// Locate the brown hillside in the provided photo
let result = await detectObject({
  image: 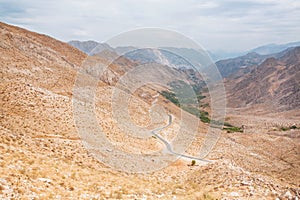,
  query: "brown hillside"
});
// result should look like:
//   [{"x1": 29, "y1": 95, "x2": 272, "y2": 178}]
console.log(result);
[
  {"x1": 226, "y1": 47, "x2": 300, "y2": 112},
  {"x1": 0, "y1": 22, "x2": 299, "y2": 199}
]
